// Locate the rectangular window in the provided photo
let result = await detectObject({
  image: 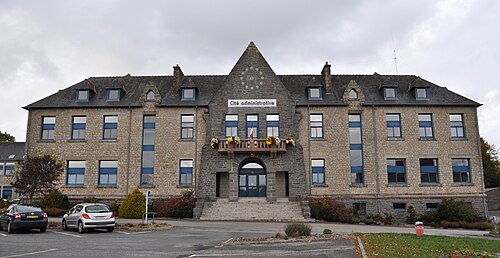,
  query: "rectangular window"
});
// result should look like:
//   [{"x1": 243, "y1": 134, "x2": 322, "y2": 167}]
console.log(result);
[
  {"x1": 266, "y1": 114, "x2": 279, "y2": 137},
  {"x1": 452, "y1": 158, "x2": 471, "y2": 183},
  {"x1": 41, "y1": 116, "x2": 56, "y2": 140},
  {"x1": 416, "y1": 88, "x2": 428, "y2": 100},
  {"x1": 349, "y1": 114, "x2": 364, "y2": 184},
  {"x1": 353, "y1": 203, "x2": 367, "y2": 217},
  {"x1": 310, "y1": 114, "x2": 323, "y2": 139},
  {"x1": 107, "y1": 89, "x2": 120, "y2": 101},
  {"x1": 1, "y1": 186, "x2": 12, "y2": 201},
  {"x1": 308, "y1": 87, "x2": 322, "y2": 100},
  {"x1": 71, "y1": 116, "x2": 86, "y2": 140},
  {"x1": 4, "y1": 163, "x2": 14, "y2": 176},
  {"x1": 179, "y1": 160, "x2": 193, "y2": 186},
  {"x1": 393, "y1": 203, "x2": 407, "y2": 211},
  {"x1": 418, "y1": 114, "x2": 433, "y2": 138},
  {"x1": 182, "y1": 88, "x2": 195, "y2": 100},
  {"x1": 387, "y1": 158, "x2": 406, "y2": 184},
  {"x1": 99, "y1": 160, "x2": 118, "y2": 185},
  {"x1": 181, "y1": 115, "x2": 194, "y2": 139},
  {"x1": 76, "y1": 90, "x2": 89, "y2": 101},
  {"x1": 103, "y1": 115, "x2": 118, "y2": 140},
  {"x1": 311, "y1": 159, "x2": 325, "y2": 185},
  {"x1": 386, "y1": 114, "x2": 402, "y2": 138},
  {"x1": 426, "y1": 203, "x2": 439, "y2": 211},
  {"x1": 141, "y1": 115, "x2": 156, "y2": 185},
  {"x1": 67, "y1": 161, "x2": 85, "y2": 186},
  {"x1": 420, "y1": 158, "x2": 439, "y2": 184},
  {"x1": 384, "y1": 88, "x2": 398, "y2": 99},
  {"x1": 225, "y1": 115, "x2": 238, "y2": 137},
  {"x1": 246, "y1": 115, "x2": 258, "y2": 138},
  {"x1": 450, "y1": 114, "x2": 465, "y2": 138}
]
